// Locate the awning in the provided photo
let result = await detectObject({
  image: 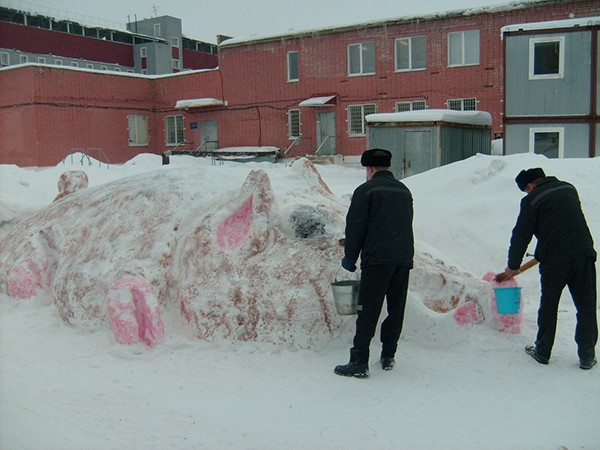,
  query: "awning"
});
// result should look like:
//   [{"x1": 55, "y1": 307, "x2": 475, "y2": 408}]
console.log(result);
[
  {"x1": 298, "y1": 95, "x2": 336, "y2": 107},
  {"x1": 175, "y1": 98, "x2": 225, "y2": 109}
]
